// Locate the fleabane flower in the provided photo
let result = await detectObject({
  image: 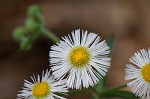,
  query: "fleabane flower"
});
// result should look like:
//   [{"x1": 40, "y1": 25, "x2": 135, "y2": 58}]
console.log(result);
[
  {"x1": 125, "y1": 48, "x2": 150, "y2": 99},
  {"x1": 49, "y1": 29, "x2": 111, "y2": 89},
  {"x1": 17, "y1": 69, "x2": 68, "y2": 99}
]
